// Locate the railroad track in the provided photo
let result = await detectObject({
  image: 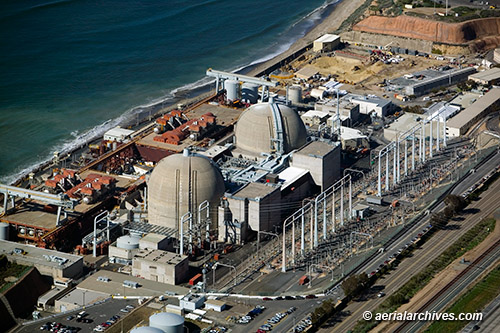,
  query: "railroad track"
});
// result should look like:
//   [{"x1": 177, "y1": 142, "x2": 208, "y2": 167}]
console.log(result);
[{"x1": 393, "y1": 238, "x2": 500, "y2": 333}]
